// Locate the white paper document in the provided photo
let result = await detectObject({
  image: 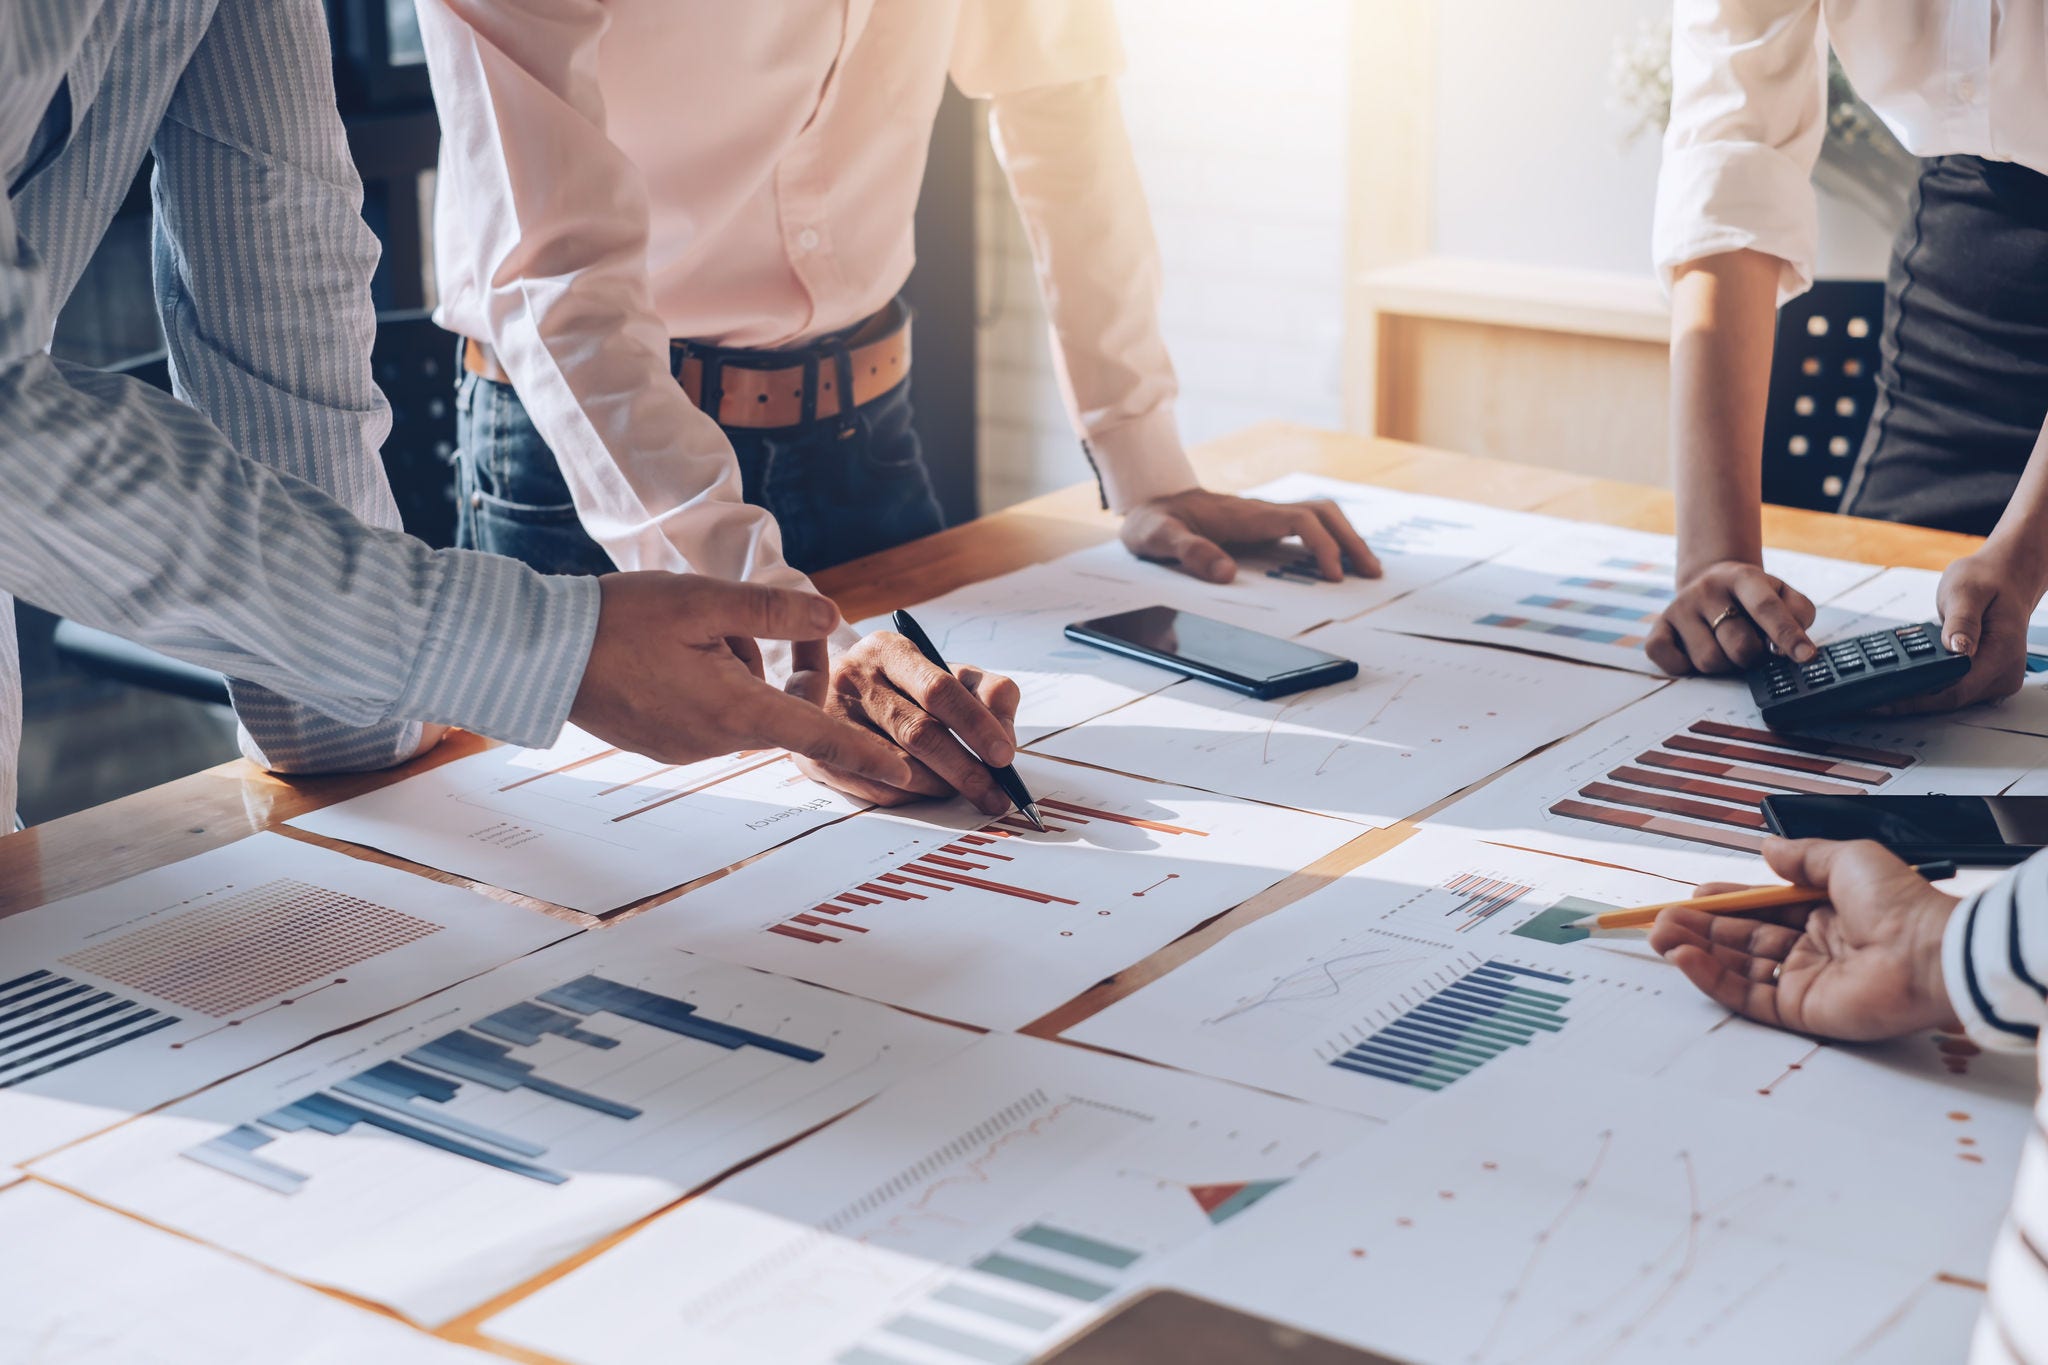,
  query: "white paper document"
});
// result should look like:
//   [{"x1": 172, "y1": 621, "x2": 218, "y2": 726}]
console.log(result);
[
  {"x1": 1428, "y1": 675, "x2": 2048, "y2": 885},
  {"x1": 291, "y1": 727, "x2": 863, "y2": 914},
  {"x1": 0, "y1": 832, "x2": 577, "y2": 1169},
  {"x1": 1053, "y1": 475, "x2": 1550, "y2": 635},
  {"x1": 857, "y1": 561, "x2": 1187, "y2": 744},
  {"x1": 1033, "y1": 626, "x2": 1662, "y2": 824},
  {"x1": 1814, "y1": 565, "x2": 2048, "y2": 737},
  {"x1": 1161, "y1": 1065, "x2": 1995, "y2": 1365},
  {"x1": 1367, "y1": 520, "x2": 1880, "y2": 675},
  {"x1": 33, "y1": 931, "x2": 972, "y2": 1325},
  {"x1": 0, "y1": 1183, "x2": 494, "y2": 1365},
  {"x1": 1066, "y1": 828, "x2": 1718, "y2": 1118},
  {"x1": 483, "y1": 1032, "x2": 1370, "y2": 1365},
  {"x1": 653, "y1": 755, "x2": 1361, "y2": 1028}
]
